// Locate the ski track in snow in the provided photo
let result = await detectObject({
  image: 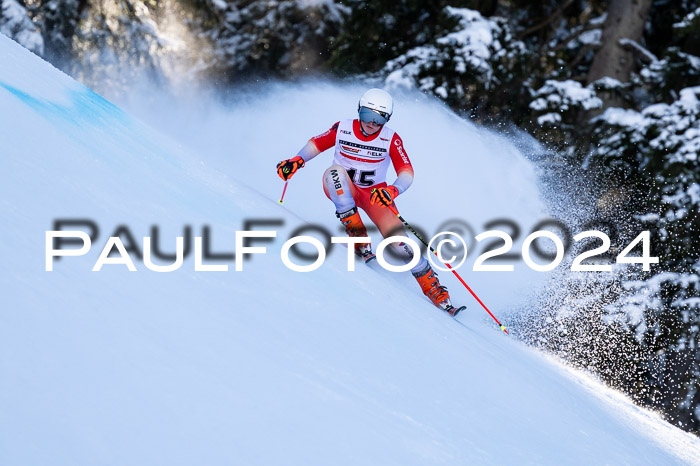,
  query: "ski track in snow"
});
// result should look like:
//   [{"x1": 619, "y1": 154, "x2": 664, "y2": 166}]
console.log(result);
[{"x1": 2, "y1": 33, "x2": 700, "y2": 465}]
